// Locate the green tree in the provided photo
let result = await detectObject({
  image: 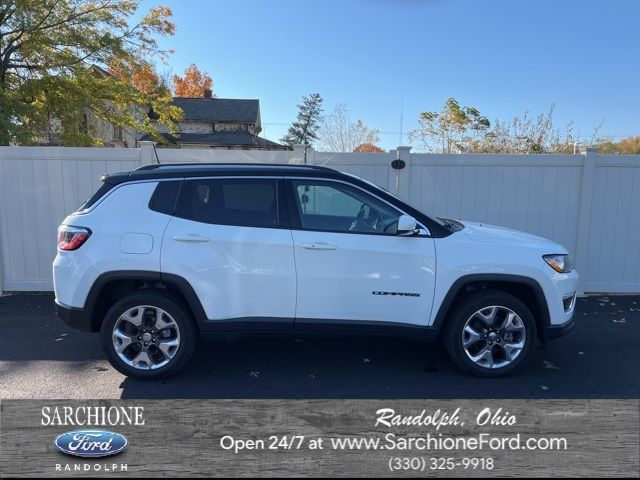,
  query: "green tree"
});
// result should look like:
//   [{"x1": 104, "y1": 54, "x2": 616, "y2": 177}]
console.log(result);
[
  {"x1": 0, "y1": 0, "x2": 182, "y2": 146},
  {"x1": 281, "y1": 93, "x2": 323, "y2": 147},
  {"x1": 408, "y1": 98, "x2": 490, "y2": 153}
]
